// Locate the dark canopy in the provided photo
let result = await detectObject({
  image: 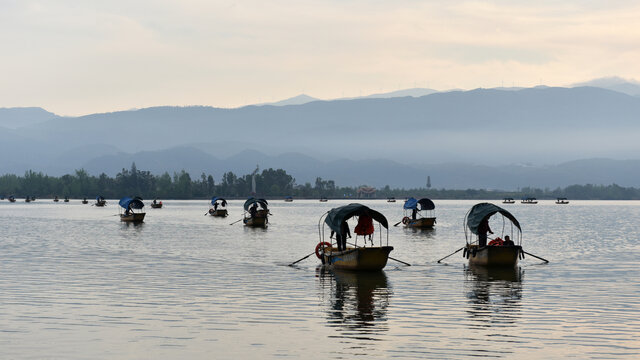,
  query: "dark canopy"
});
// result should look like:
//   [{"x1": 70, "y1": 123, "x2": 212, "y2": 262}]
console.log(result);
[
  {"x1": 211, "y1": 197, "x2": 227, "y2": 206},
  {"x1": 119, "y1": 197, "x2": 145, "y2": 210},
  {"x1": 466, "y1": 203, "x2": 520, "y2": 235},
  {"x1": 324, "y1": 203, "x2": 388, "y2": 234},
  {"x1": 96, "y1": 195, "x2": 105, "y2": 201},
  {"x1": 403, "y1": 197, "x2": 435, "y2": 210},
  {"x1": 243, "y1": 197, "x2": 268, "y2": 211}
]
